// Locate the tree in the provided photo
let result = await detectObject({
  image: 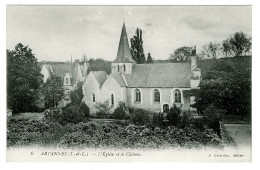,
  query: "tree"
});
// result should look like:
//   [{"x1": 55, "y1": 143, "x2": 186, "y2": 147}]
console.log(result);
[
  {"x1": 146, "y1": 52, "x2": 153, "y2": 63},
  {"x1": 201, "y1": 42, "x2": 221, "y2": 59},
  {"x1": 70, "y1": 81, "x2": 83, "y2": 104},
  {"x1": 169, "y1": 46, "x2": 191, "y2": 62},
  {"x1": 42, "y1": 76, "x2": 63, "y2": 108},
  {"x1": 88, "y1": 58, "x2": 111, "y2": 74},
  {"x1": 130, "y1": 28, "x2": 146, "y2": 64},
  {"x1": 229, "y1": 32, "x2": 251, "y2": 56},
  {"x1": 7, "y1": 43, "x2": 43, "y2": 113},
  {"x1": 221, "y1": 39, "x2": 233, "y2": 57},
  {"x1": 196, "y1": 60, "x2": 251, "y2": 117}
]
